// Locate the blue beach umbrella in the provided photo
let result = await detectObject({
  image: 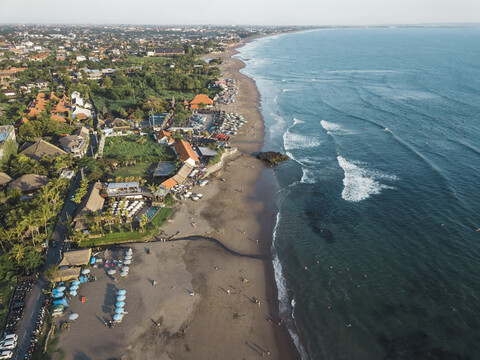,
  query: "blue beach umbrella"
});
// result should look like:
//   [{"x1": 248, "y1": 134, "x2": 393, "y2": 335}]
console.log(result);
[
  {"x1": 56, "y1": 286, "x2": 66, "y2": 292},
  {"x1": 113, "y1": 314, "x2": 124, "y2": 322},
  {"x1": 117, "y1": 289, "x2": 126, "y2": 295},
  {"x1": 72, "y1": 281, "x2": 80, "y2": 286},
  {"x1": 53, "y1": 292, "x2": 64, "y2": 298},
  {"x1": 116, "y1": 295, "x2": 126, "y2": 301},
  {"x1": 115, "y1": 307, "x2": 125, "y2": 314},
  {"x1": 116, "y1": 301, "x2": 125, "y2": 308},
  {"x1": 70, "y1": 285, "x2": 79, "y2": 291},
  {"x1": 70, "y1": 290, "x2": 77, "y2": 297}
]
